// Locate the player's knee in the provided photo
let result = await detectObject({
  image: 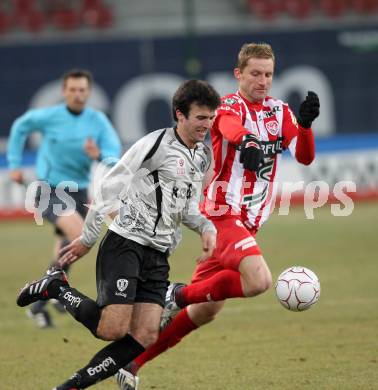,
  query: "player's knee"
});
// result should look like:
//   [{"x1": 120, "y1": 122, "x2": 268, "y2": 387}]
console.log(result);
[
  {"x1": 144, "y1": 331, "x2": 159, "y2": 347},
  {"x1": 240, "y1": 257, "x2": 272, "y2": 297},
  {"x1": 96, "y1": 314, "x2": 129, "y2": 341},
  {"x1": 243, "y1": 271, "x2": 272, "y2": 297},
  {"x1": 131, "y1": 328, "x2": 159, "y2": 348},
  {"x1": 95, "y1": 304, "x2": 133, "y2": 340},
  {"x1": 97, "y1": 324, "x2": 128, "y2": 341},
  {"x1": 255, "y1": 276, "x2": 272, "y2": 295}
]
